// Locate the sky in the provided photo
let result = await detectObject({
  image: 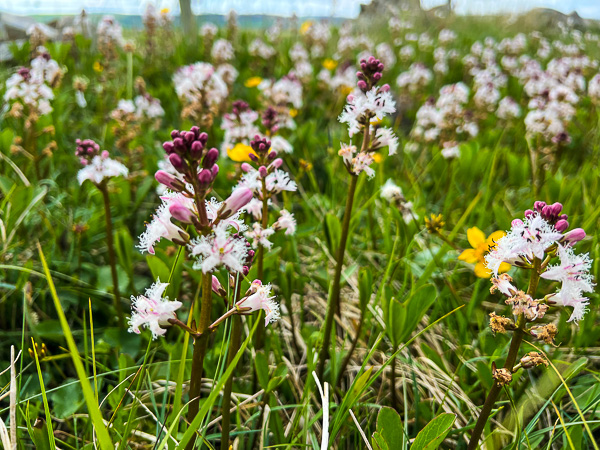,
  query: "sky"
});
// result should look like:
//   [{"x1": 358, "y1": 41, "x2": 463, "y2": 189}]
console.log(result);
[{"x1": 0, "y1": 0, "x2": 599, "y2": 19}]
